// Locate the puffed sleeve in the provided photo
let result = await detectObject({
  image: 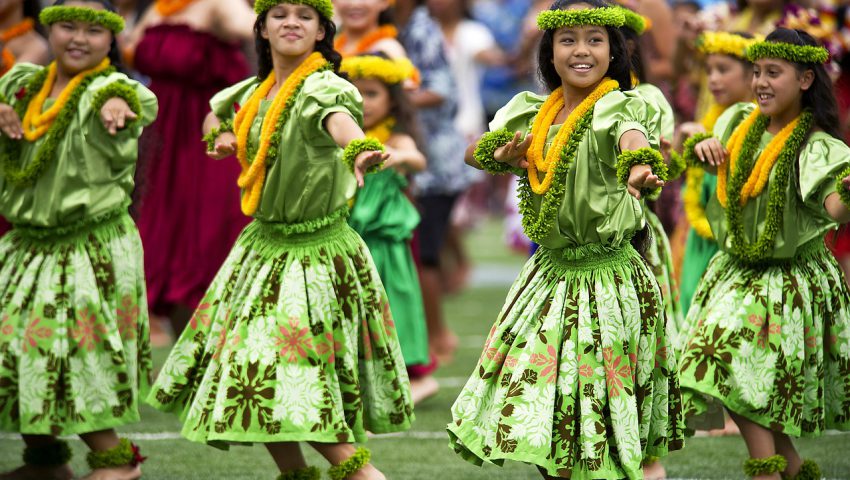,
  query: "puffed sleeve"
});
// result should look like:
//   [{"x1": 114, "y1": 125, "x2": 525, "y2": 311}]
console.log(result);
[
  {"x1": 711, "y1": 102, "x2": 755, "y2": 144},
  {"x1": 298, "y1": 70, "x2": 363, "y2": 146},
  {"x1": 798, "y1": 133, "x2": 850, "y2": 211},
  {"x1": 592, "y1": 90, "x2": 657, "y2": 156},
  {"x1": 488, "y1": 91, "x2": 545, "y2": 136},
  {"x1": 0, "y1": 62, "x2": 42, "y2": 103},
  {"x1": 633, "y1": 83, "x2": 675, "y2": 142},
  {"x1": 209, "y1": 76, "x2": 261, "y2": 123}
]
